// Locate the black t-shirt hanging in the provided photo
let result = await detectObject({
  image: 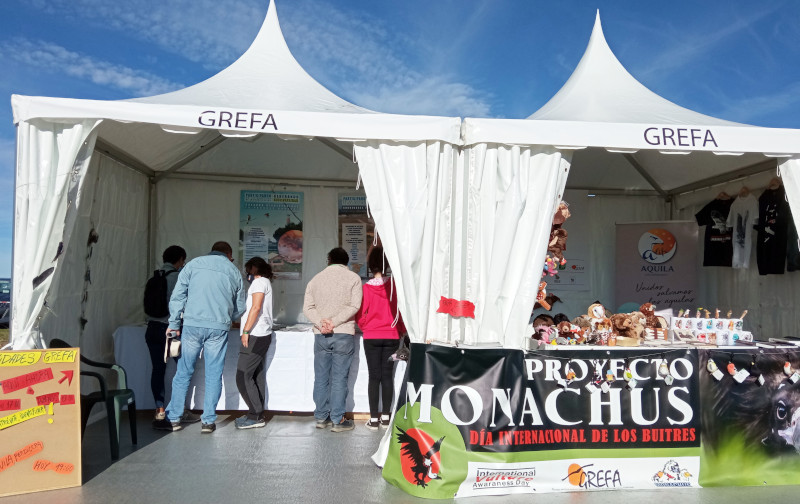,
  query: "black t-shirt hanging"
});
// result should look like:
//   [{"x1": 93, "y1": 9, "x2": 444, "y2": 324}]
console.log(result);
[
  {"x1": 756, "y1": 186, "x2": 789, "y2": 275},
  {"x1": 695, "y1": 198, "x2": 734, "y2": 267},
  {"x1": 787, "y1": 214, "x2": 800, "y2": 272}
]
